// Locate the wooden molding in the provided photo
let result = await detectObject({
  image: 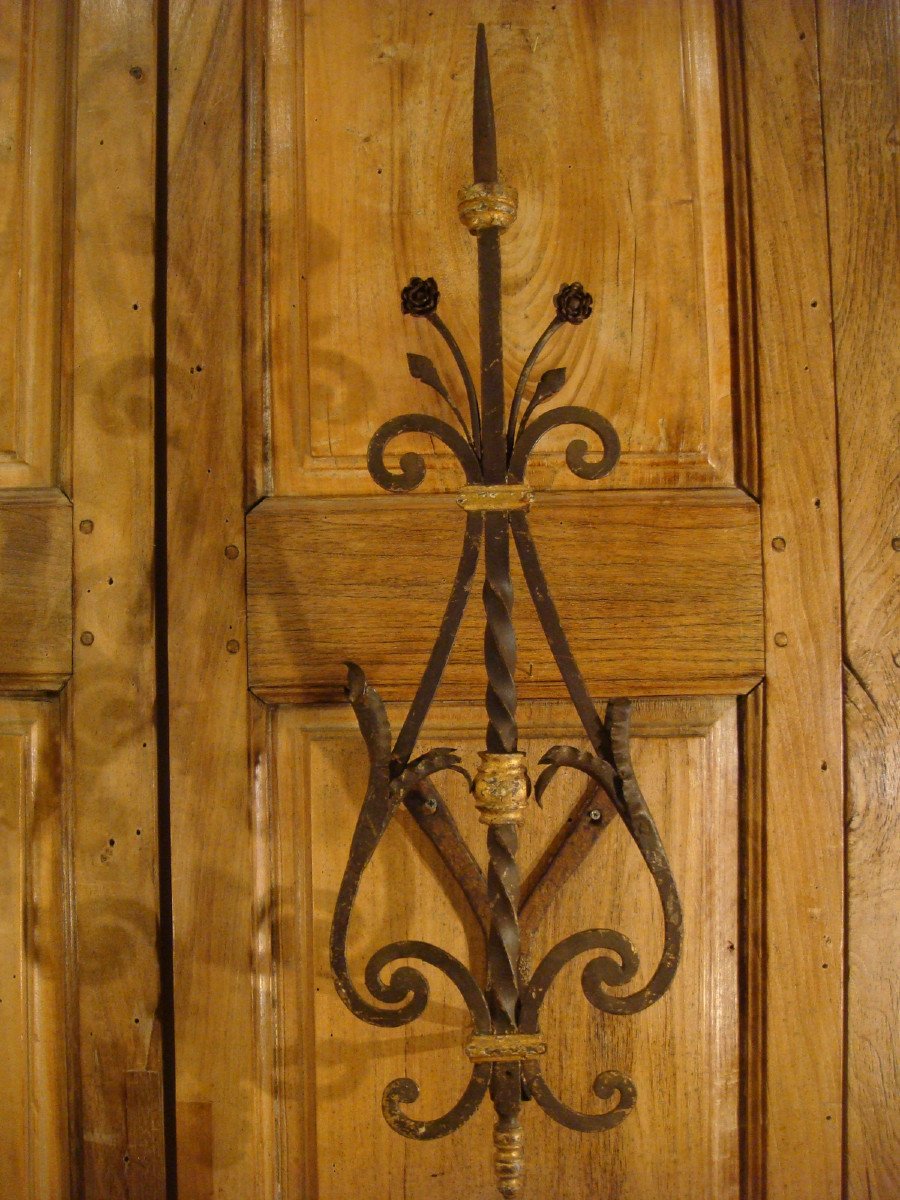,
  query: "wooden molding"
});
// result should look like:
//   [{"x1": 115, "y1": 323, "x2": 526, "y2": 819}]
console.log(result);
[
  {"x1": 0, "y1": 699, "x2": 70, "y2": 1197},
  {"x1": 0, "y1": 2, "x2": 68, "y2": 489}
]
